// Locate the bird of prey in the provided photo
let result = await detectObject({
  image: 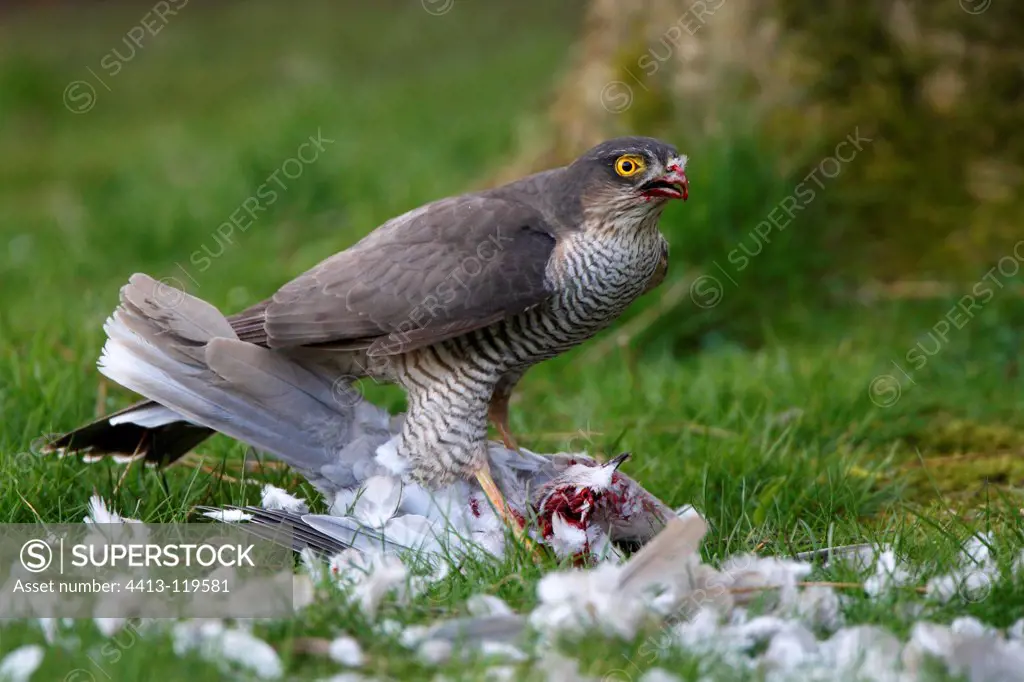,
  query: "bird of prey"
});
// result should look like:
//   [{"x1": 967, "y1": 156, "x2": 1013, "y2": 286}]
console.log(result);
[
  {"x1": 86, "y1": 281, "x2": 673, "y2": 559},
  {"x1": 46, "y1": 136, "x2": 689, "y2": 524}
]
